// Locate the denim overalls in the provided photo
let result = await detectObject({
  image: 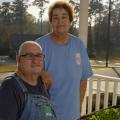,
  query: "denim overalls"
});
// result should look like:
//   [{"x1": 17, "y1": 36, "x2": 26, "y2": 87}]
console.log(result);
[{"x1": 15, "y1": 75, "x2": 57, "y2": 120}]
